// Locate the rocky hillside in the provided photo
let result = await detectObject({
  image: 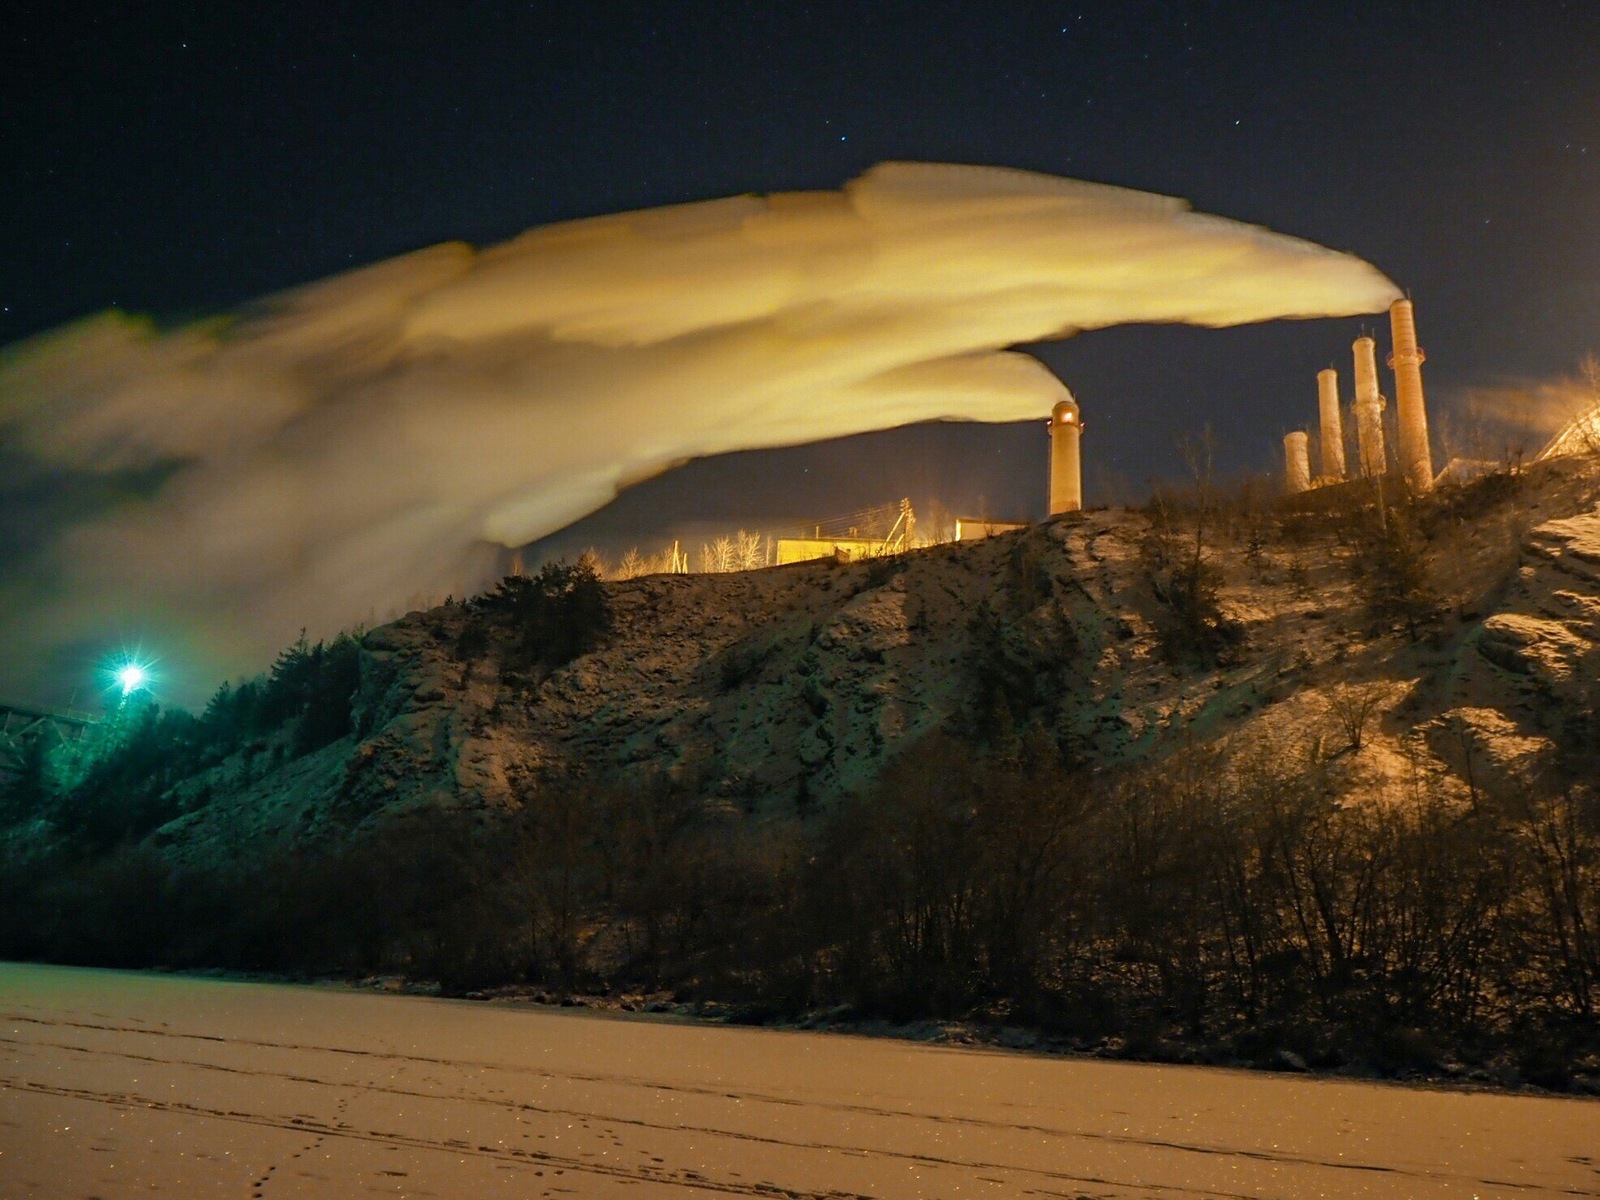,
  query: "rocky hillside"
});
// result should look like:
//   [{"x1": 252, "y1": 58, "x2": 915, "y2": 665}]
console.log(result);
[
  {"x1": 150, "y1": 454, "x2": 1600, "y2": 863},
  {"x1": 7, "y1": 456, "x2": 1600, "y2": 1086}
]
